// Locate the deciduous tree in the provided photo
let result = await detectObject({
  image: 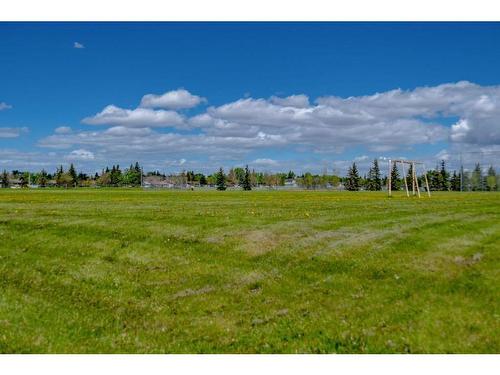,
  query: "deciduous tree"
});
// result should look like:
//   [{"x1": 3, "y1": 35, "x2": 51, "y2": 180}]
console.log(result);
[{"x1": 486, "y1": 165, "x2": 497, "y2": 191}]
